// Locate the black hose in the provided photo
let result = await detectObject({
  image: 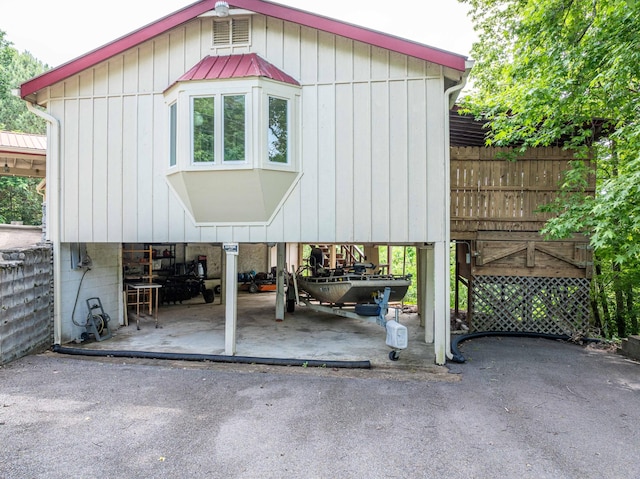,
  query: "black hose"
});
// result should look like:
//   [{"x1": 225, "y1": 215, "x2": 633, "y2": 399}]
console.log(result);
[
  {"x1": 450, "y1": 331, "x2": 602, "y2": 364},
  {"x1": 52, "y1": 344, "x2": 371, "y2": 369}
]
